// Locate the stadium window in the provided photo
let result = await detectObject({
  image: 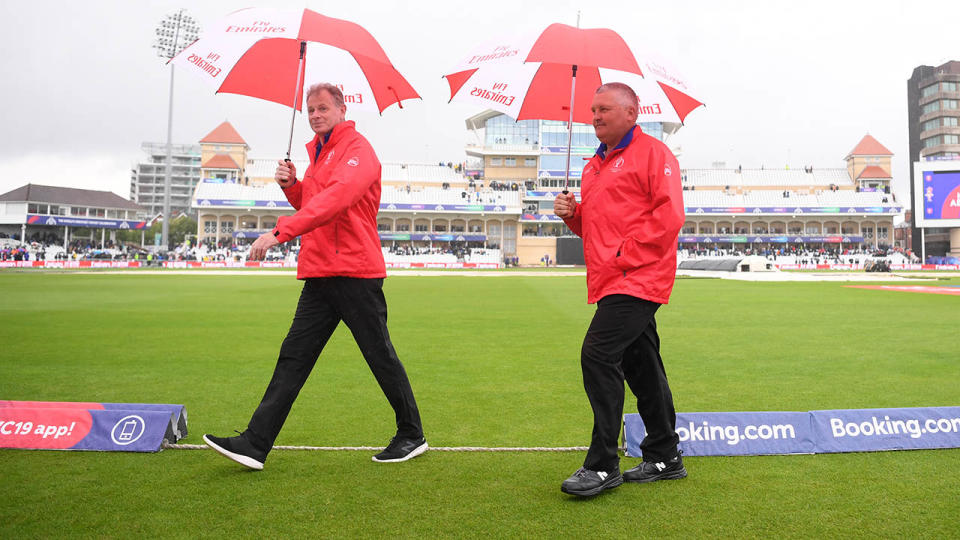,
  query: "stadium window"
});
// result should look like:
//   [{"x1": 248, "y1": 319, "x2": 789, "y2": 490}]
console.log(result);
[
  {"x1": 220, "y1": 221, "x2": 234, "y2": 232},
  {"x1": 943, "y1": 82, "x2": 958, "y2": 93},
  {"x1": 378, "y1": 223, "x2": 391, "y2": 232},
  {"x1": 923, "y1": 136, "x2": 941, "y2": 149},
  {"x1": 922, "y1": 101, "x2": 940, "y2": 114},
  {"x1": 944, "y1": 117, "x2": 959, "y2": 127},
  {"x1": 921, "y1": 84, "x2": 939, "y2": 98},
  {"x1": 70, "y1": 207, "x2": 84, "y2": 216},
  {"x1": 434, "y1": 224, "x2": 447, "y2": 232},
  {"x1": 49, "y1": 205, "x2": 60, "y2": 215},
  {"x1": 204, "y1": 221, "x2": 216, "y2": 233},
  {"x1": 451, "y1": 224, "x2": 465, "y2": 232},
  {"x1": 505, "y1": 158, "x2": 517, "y2": 167},
  {"x1": 945, "y1": 134, "x2": 960, "y2": 145},
  {"x1": 396, "y1": 223, "x2": 410, "y2": 232},
  {"x1": 922, "y1": 118, "x2": 940, "y2": 132},
  {"x1": 943, "y1": 99, "x2": 959, "y2": 110},
  {"x1": 524, "y1": 157, "x2": 536, "y2": 167},
  {"x1": 490, "y1": 157, "x2": 503, "y2": 166},
  {"x1": 414, "y1": 224, "x2": 428, "y2": 232}
]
